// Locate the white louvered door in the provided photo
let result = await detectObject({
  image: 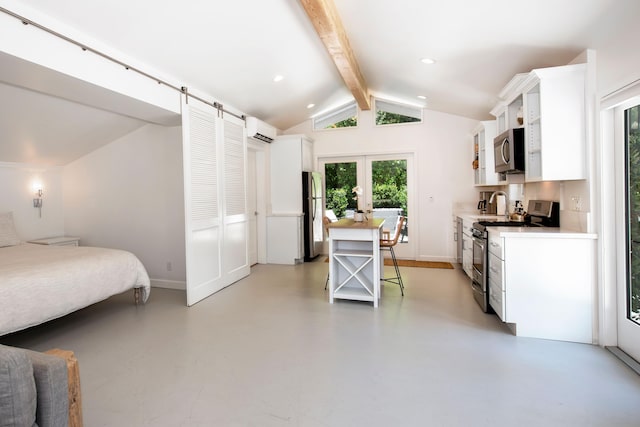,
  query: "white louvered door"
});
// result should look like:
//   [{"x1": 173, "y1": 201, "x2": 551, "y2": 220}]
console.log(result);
[
  {"x1": 182, "y1": 97, "x2": 250, "y2": 306},
  {"x1": 182, "y1": 98, "x2": 223, "y2": 306},
  {"x1": 221, "y1": 114, "x2": 250, "y2": 283}
]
